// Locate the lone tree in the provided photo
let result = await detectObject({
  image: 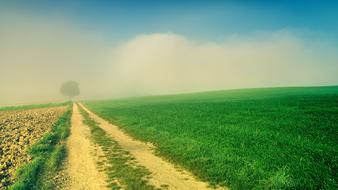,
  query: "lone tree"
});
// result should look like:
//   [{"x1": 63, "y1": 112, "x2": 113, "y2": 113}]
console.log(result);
[{"x1": 60, "y1": 81, "x2": 80, "y2": 100}]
